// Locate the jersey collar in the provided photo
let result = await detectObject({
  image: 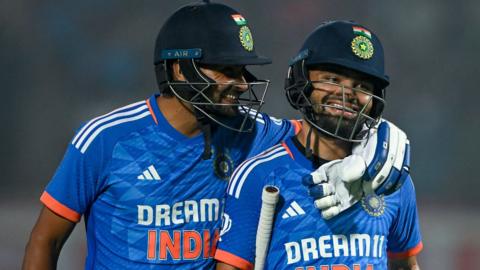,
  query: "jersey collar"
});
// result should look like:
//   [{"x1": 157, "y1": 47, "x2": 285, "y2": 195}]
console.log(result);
[
  {"x1": 147, "y1": 94, "x2": 203, "y2": 144},
  {"x1": 283, "y1": 136, "x2": 330, "y2": 171}
]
